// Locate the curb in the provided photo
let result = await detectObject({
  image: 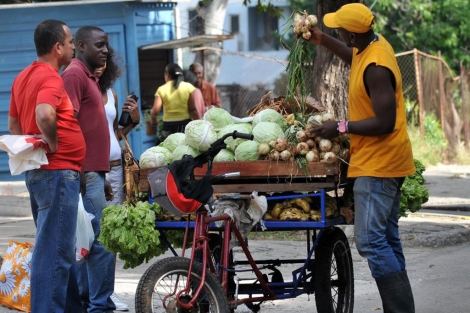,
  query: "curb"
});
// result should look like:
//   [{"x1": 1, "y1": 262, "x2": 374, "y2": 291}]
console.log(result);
[{"x1": 0, "y1": 196, "x2": 31, "y2": 217}]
